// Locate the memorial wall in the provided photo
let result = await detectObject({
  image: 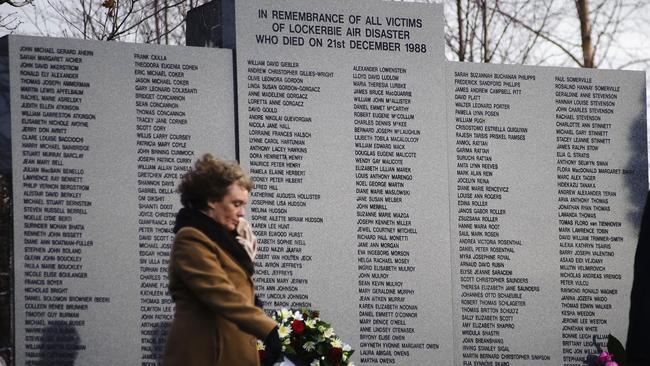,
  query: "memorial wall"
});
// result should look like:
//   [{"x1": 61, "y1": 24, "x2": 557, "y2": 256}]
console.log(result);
[
  {"x1": 2, "y1": 35, "x2": 236, "y2": 365},
  {"x1": 448, "y1": 62, "x2": 647, "y2": 365},
  {"x1": 228, "y1": 2, "x2": 647, "y2": 365},
  {"x1": 0, "y1": 0, "x2": 647, "y2": 365},
  {"x1": 234, "y1": 0, "x2": 454, "y2": 364},
  {"x1": 232, "y1": 0, "x2": 646, "y2": 365}
]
